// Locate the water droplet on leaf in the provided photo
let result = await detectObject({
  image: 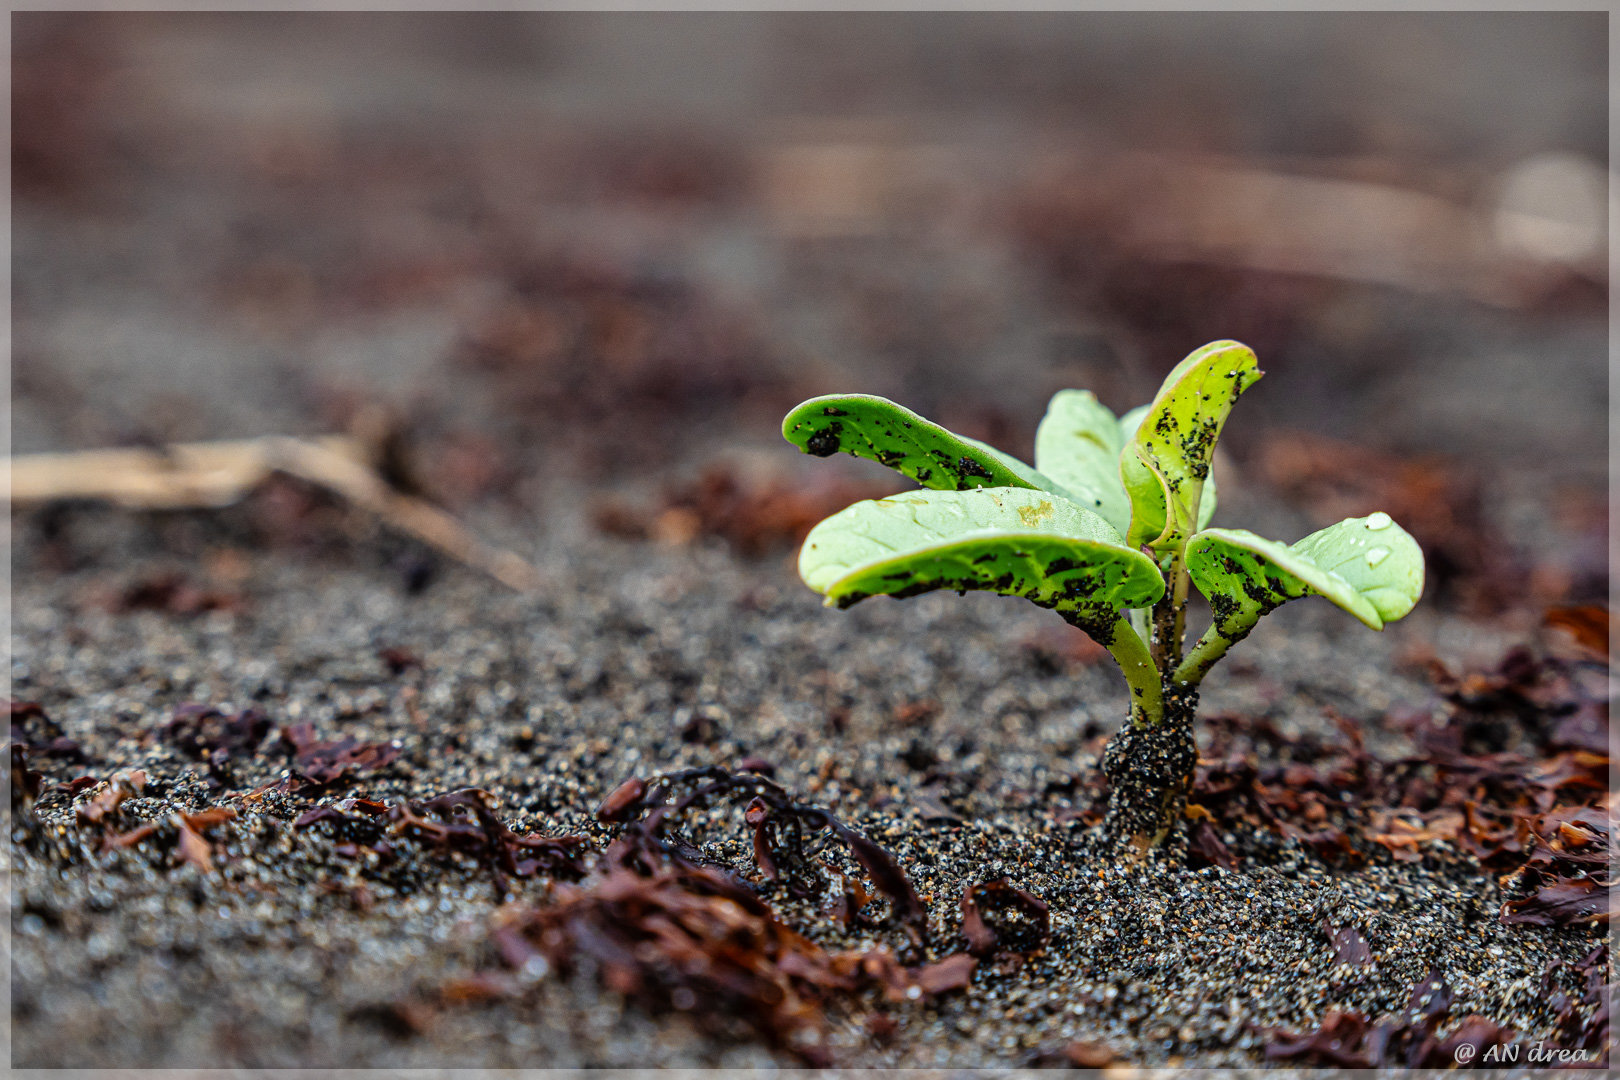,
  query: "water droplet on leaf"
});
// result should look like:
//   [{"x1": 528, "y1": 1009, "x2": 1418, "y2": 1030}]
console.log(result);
[
  {"x1": 1366, "y1": 512, "x2": 1393, "y2": 531},
  {"x1": 1365, "y1": 546, "x2": 1391, "y2": 567}
]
